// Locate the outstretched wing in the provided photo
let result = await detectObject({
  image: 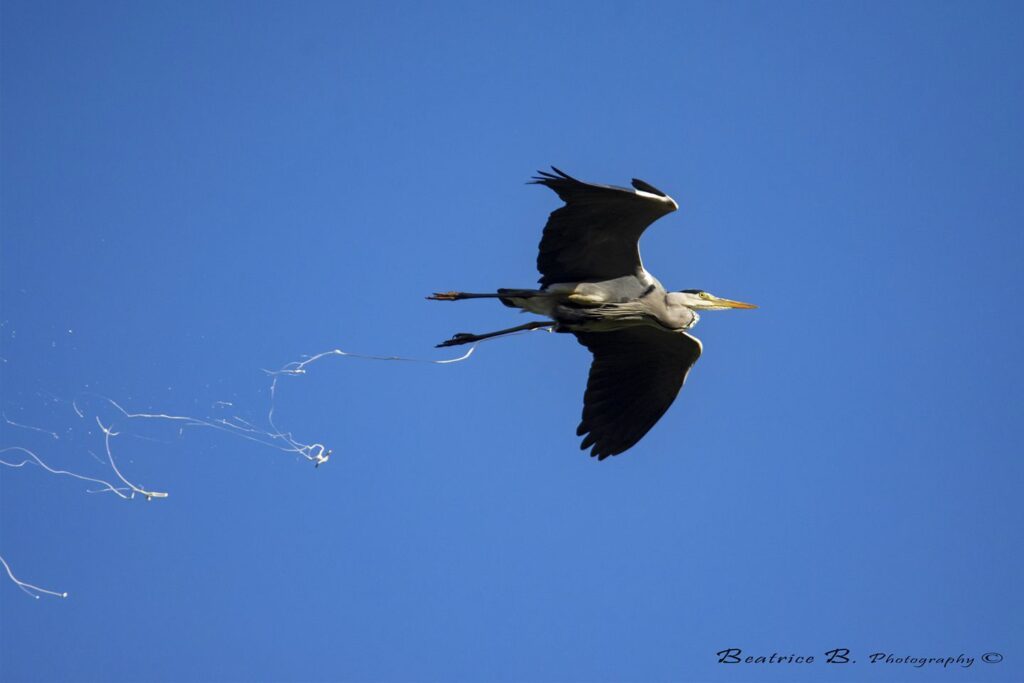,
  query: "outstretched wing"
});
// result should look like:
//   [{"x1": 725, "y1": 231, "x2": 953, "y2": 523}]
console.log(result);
[
  {"x1": 531, "y1": 167, "x2": 678, "y2": 287},
  {"x1": 574, "y1": 326, "x2": 702, "y2": 460}
]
